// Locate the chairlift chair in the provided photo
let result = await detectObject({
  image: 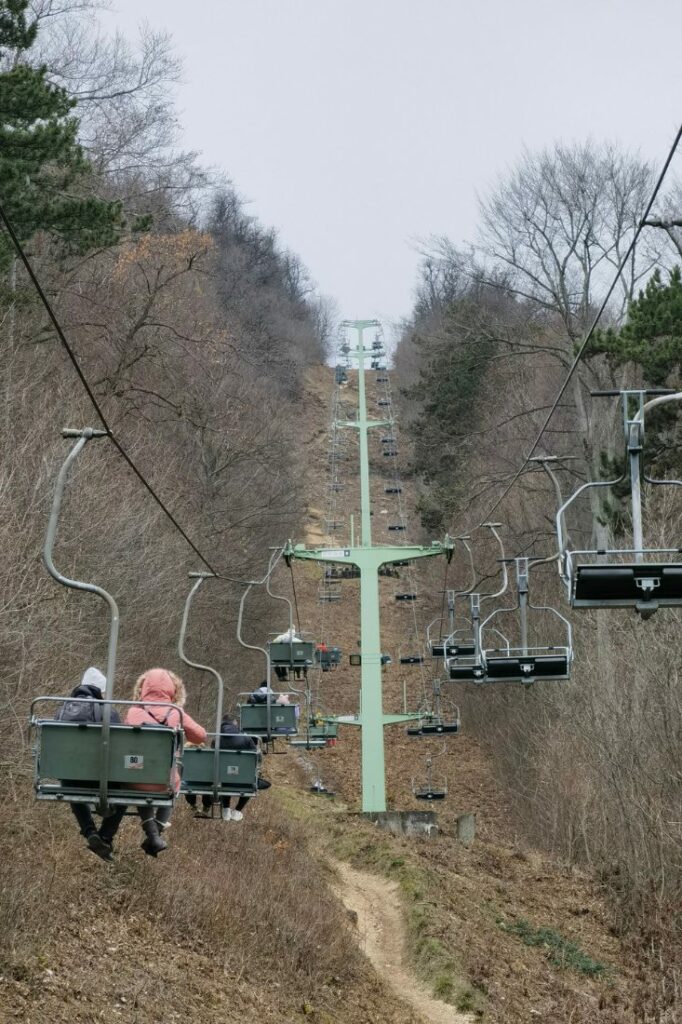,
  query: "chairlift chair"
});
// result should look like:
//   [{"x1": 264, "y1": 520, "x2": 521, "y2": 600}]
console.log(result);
[
  {"x1": 407, "y1": 680, "x2": 460, "y2": 737},
  {"x1": 32, "y1": 428, "x2": 184, "y2": 816},
  {"x1": 395, "y1": 592, "x2": 417, "y2": 601},
  {"x1": 388, "y1": 524, "x2": 406, "y2": 532},
  {"x1": 480, "y1": 558, "x2": 572, "y2": 684},
  {"x1": 315, "y1": 645, "x2": 342, "y2": 670},
  {"x1": 555, "y1": 389, "x2": 682, "y2": 618},
  {"x1": 238, "y1": 697, "x2": 299, "y2": 736},
  {"x1": 385, "y1": 486, "x2": 402, "y2": 494},
  {"x1": 412, "y1": 749, "x2": 448, "y2": 801},
  {"x1": 178, "y1": 573, "x2": 261, "y2": 810},
  {"x1": 399, "y1": 652, "x2": 425, "y2": 665},
  {"x1": 383, "y1": 450, "x2": 398, "y2": 457}
]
